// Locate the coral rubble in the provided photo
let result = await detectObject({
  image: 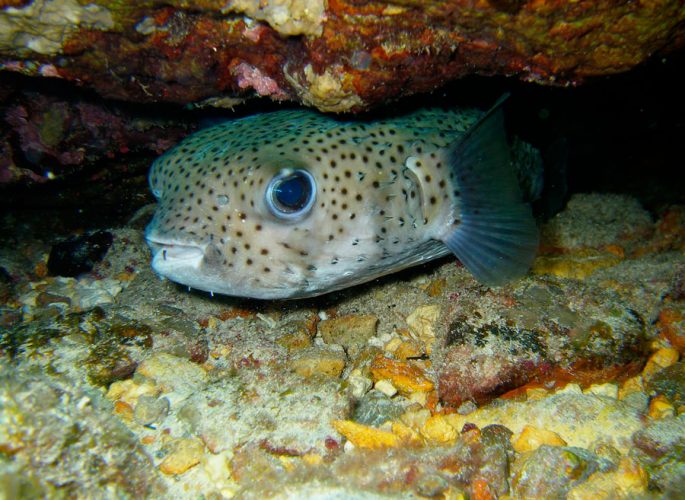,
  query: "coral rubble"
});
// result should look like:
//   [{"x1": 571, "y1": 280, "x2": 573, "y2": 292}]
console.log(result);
[{"x1": 1, "y1": 1, "x2": 684, "y2": 111}]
